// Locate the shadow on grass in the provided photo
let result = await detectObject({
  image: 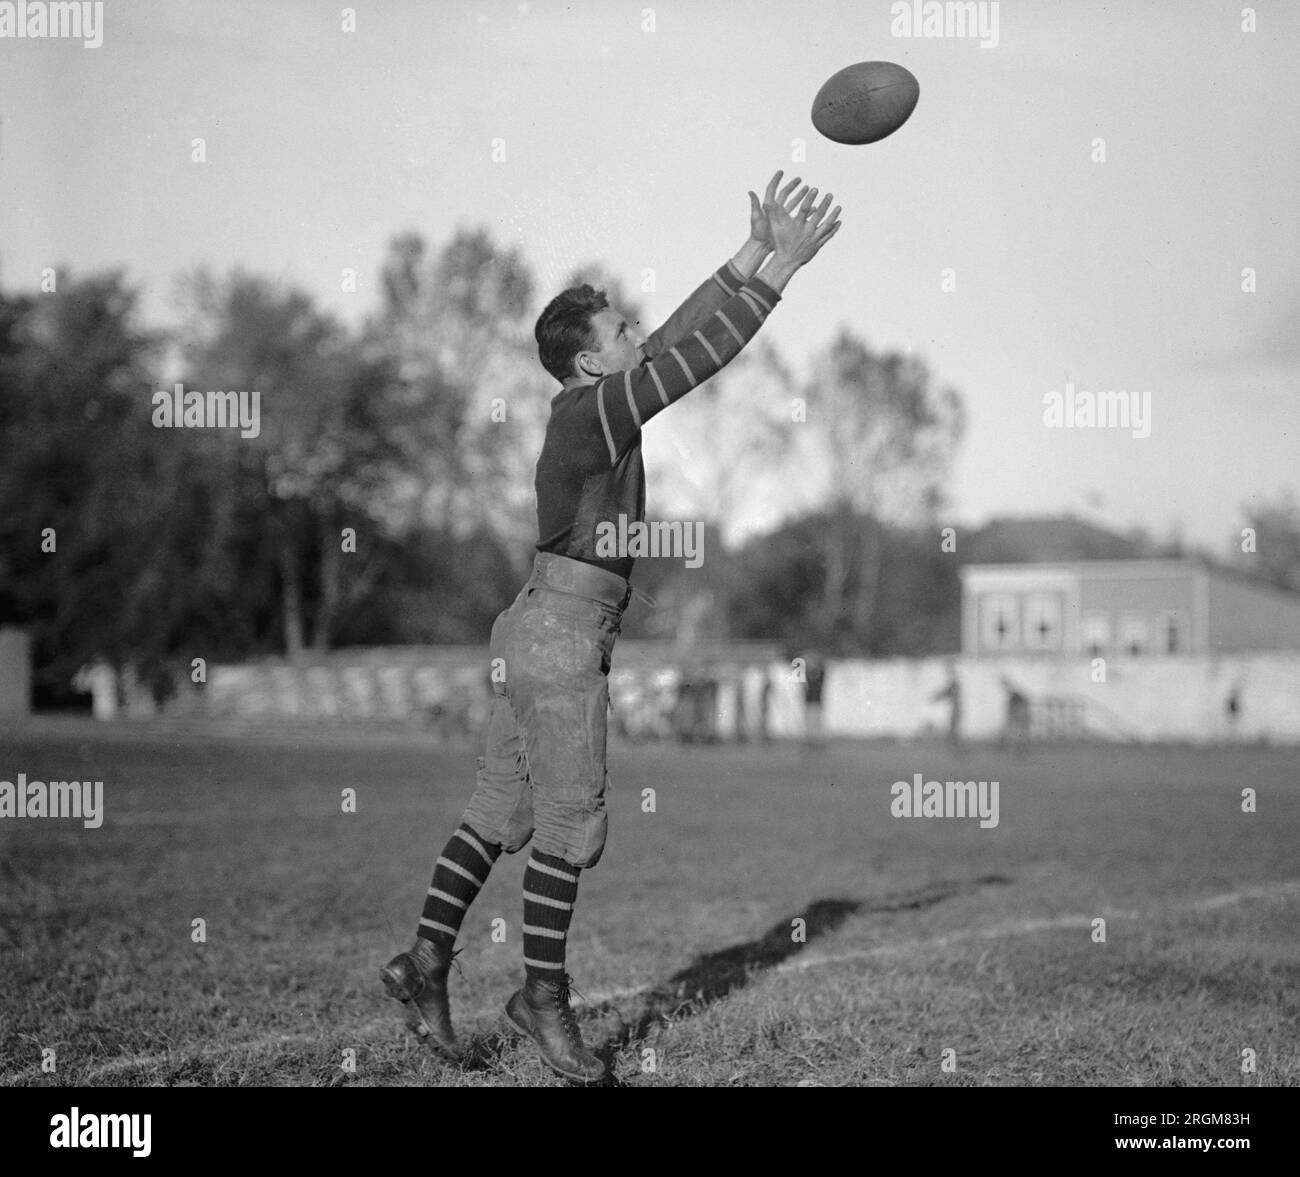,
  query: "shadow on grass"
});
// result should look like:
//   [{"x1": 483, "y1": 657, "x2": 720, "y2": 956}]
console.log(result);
[
  {"x1": 461, "y1": 876, "x2": 1010, "y2": 1086},
  {"x1": 602, "y1": 896, "x2": 863, "y2": 1052},
  {"x1": 591, "y1": 876, "x2": 1016, "y2": 1084}
]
